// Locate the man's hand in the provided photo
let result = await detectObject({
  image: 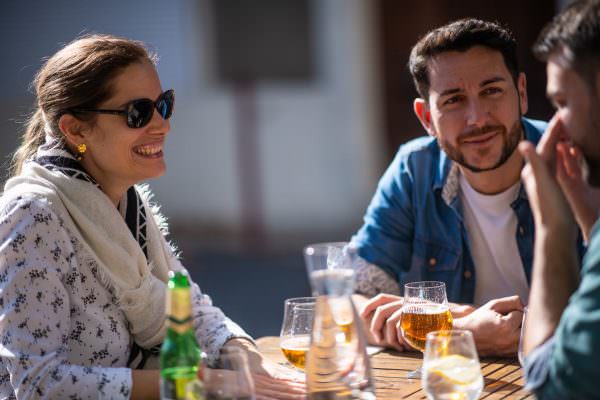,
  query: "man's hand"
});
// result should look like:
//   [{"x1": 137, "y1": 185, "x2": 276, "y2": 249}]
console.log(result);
[
  {"x1": 519, "y1": 115, "x2": 576, "y2": 232},
  {"x1": 452, "y1": 296, "x2": 524, "y2": 357},
  {"x1": 359, "y1": 293, "x2": 411, "y2": 351},
  {"x1": 555, "y1": 141, "x2": 600, "y2": 241},
  {"x1": 358, "y1": 293, "x2": 476, "y2": 351}
]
